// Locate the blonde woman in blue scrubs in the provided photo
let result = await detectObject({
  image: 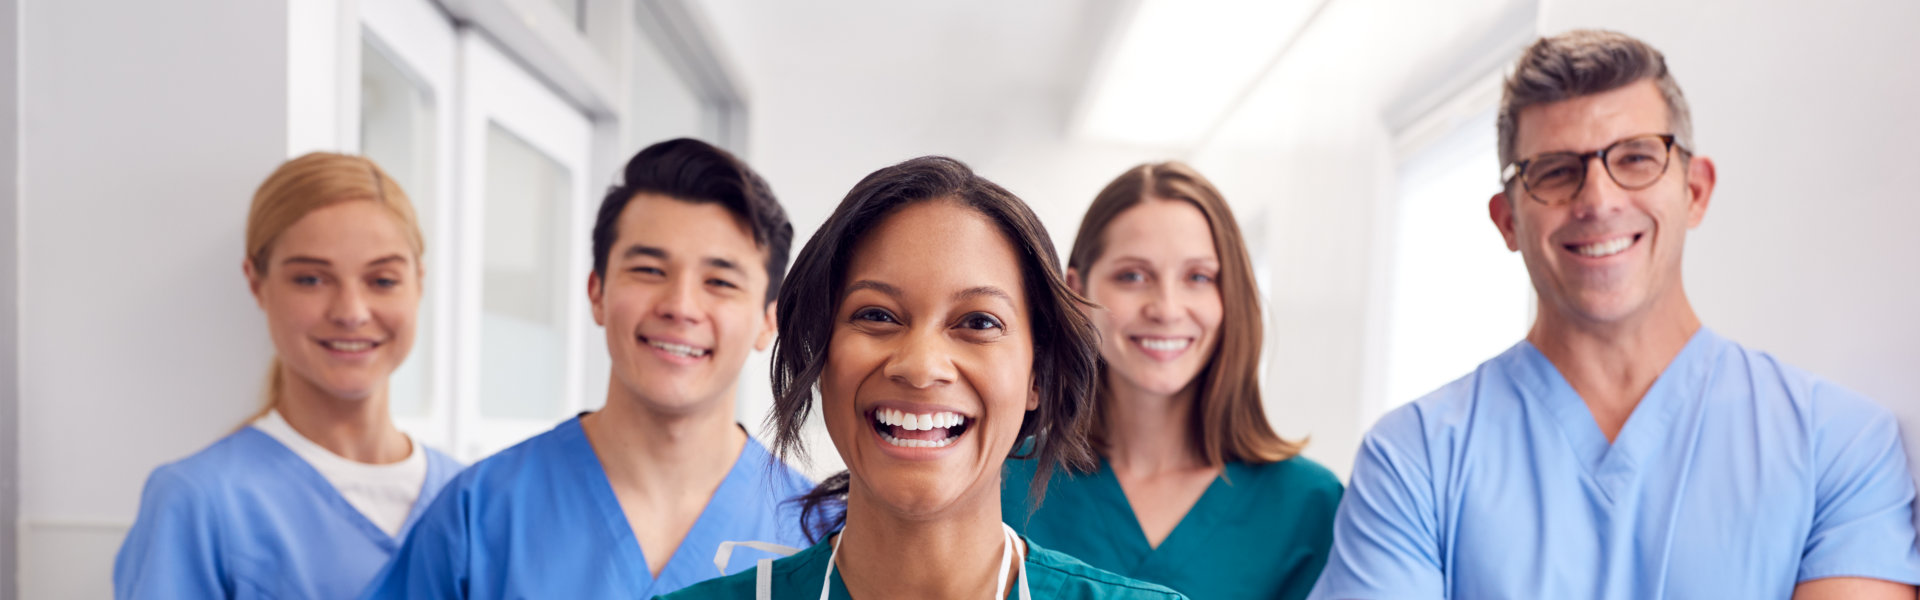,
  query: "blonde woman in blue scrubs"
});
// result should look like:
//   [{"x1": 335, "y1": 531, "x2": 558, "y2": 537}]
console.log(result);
[
  {"x1": 1001, "y1": 161, "x2": 1342, "y2": 600},
  {"x1": 115, "y1": 153, "x2": 461, "y2": 598}
]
